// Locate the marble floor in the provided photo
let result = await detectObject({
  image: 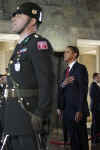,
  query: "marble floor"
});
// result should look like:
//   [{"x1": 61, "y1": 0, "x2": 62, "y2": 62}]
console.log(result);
[
  {"x1": 48, "y1": 138, "x2": 100, "y2": 150},
  {"x1": 49, "y1": 142, "x2": 100, "y2": 150},
  {"x1": 48, "y1": 128, "x2": 100, "y2": 150}
]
